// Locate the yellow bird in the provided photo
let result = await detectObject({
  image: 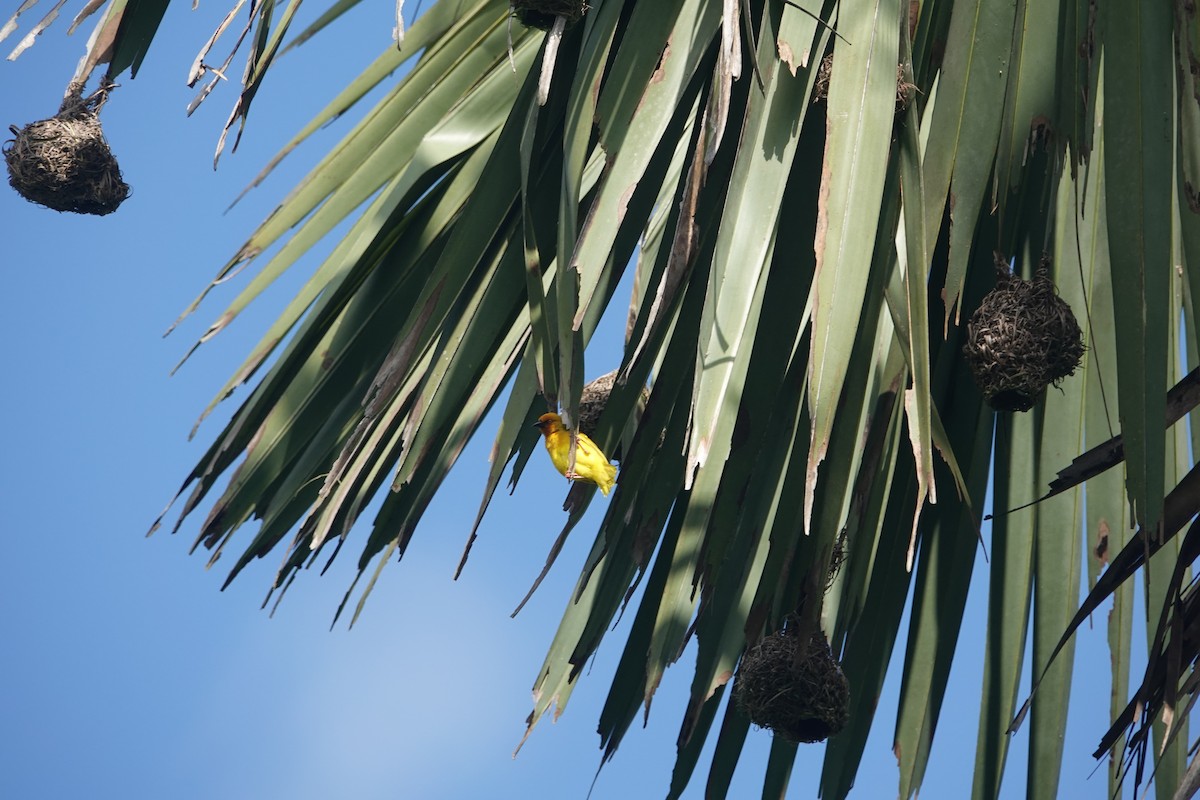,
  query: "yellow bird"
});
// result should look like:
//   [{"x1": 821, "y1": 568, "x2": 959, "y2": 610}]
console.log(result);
[{"x1": 533, "y1": 412, "x2": 618, "y2": 496}]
